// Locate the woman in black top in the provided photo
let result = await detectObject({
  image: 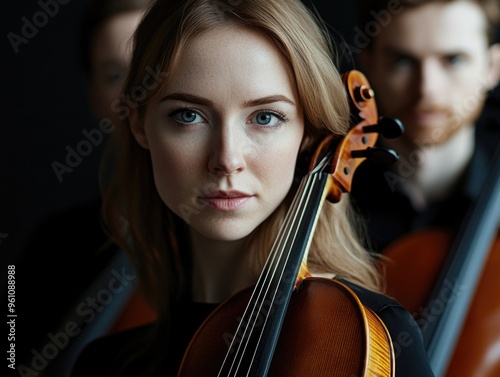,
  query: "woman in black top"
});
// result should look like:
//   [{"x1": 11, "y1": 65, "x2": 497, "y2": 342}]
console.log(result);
[{"x1": 71, "y1": 0, "x2": 435, "y2": 376}]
